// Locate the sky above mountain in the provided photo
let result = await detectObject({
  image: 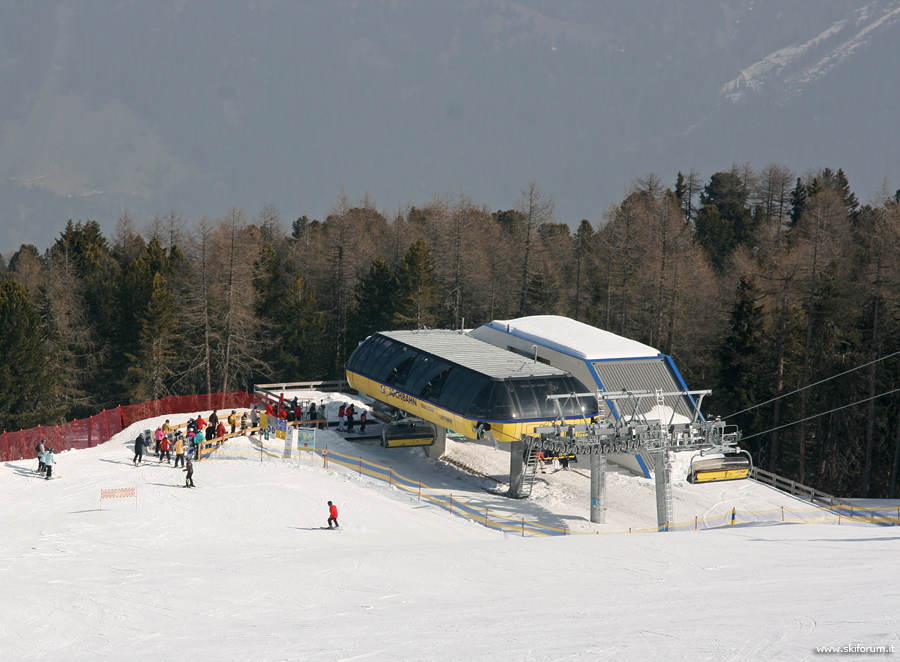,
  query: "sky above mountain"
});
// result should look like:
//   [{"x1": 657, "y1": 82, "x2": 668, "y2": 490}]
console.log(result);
[{"x1": 1, "y1": 0, "x2": 898, "y2": 253}]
